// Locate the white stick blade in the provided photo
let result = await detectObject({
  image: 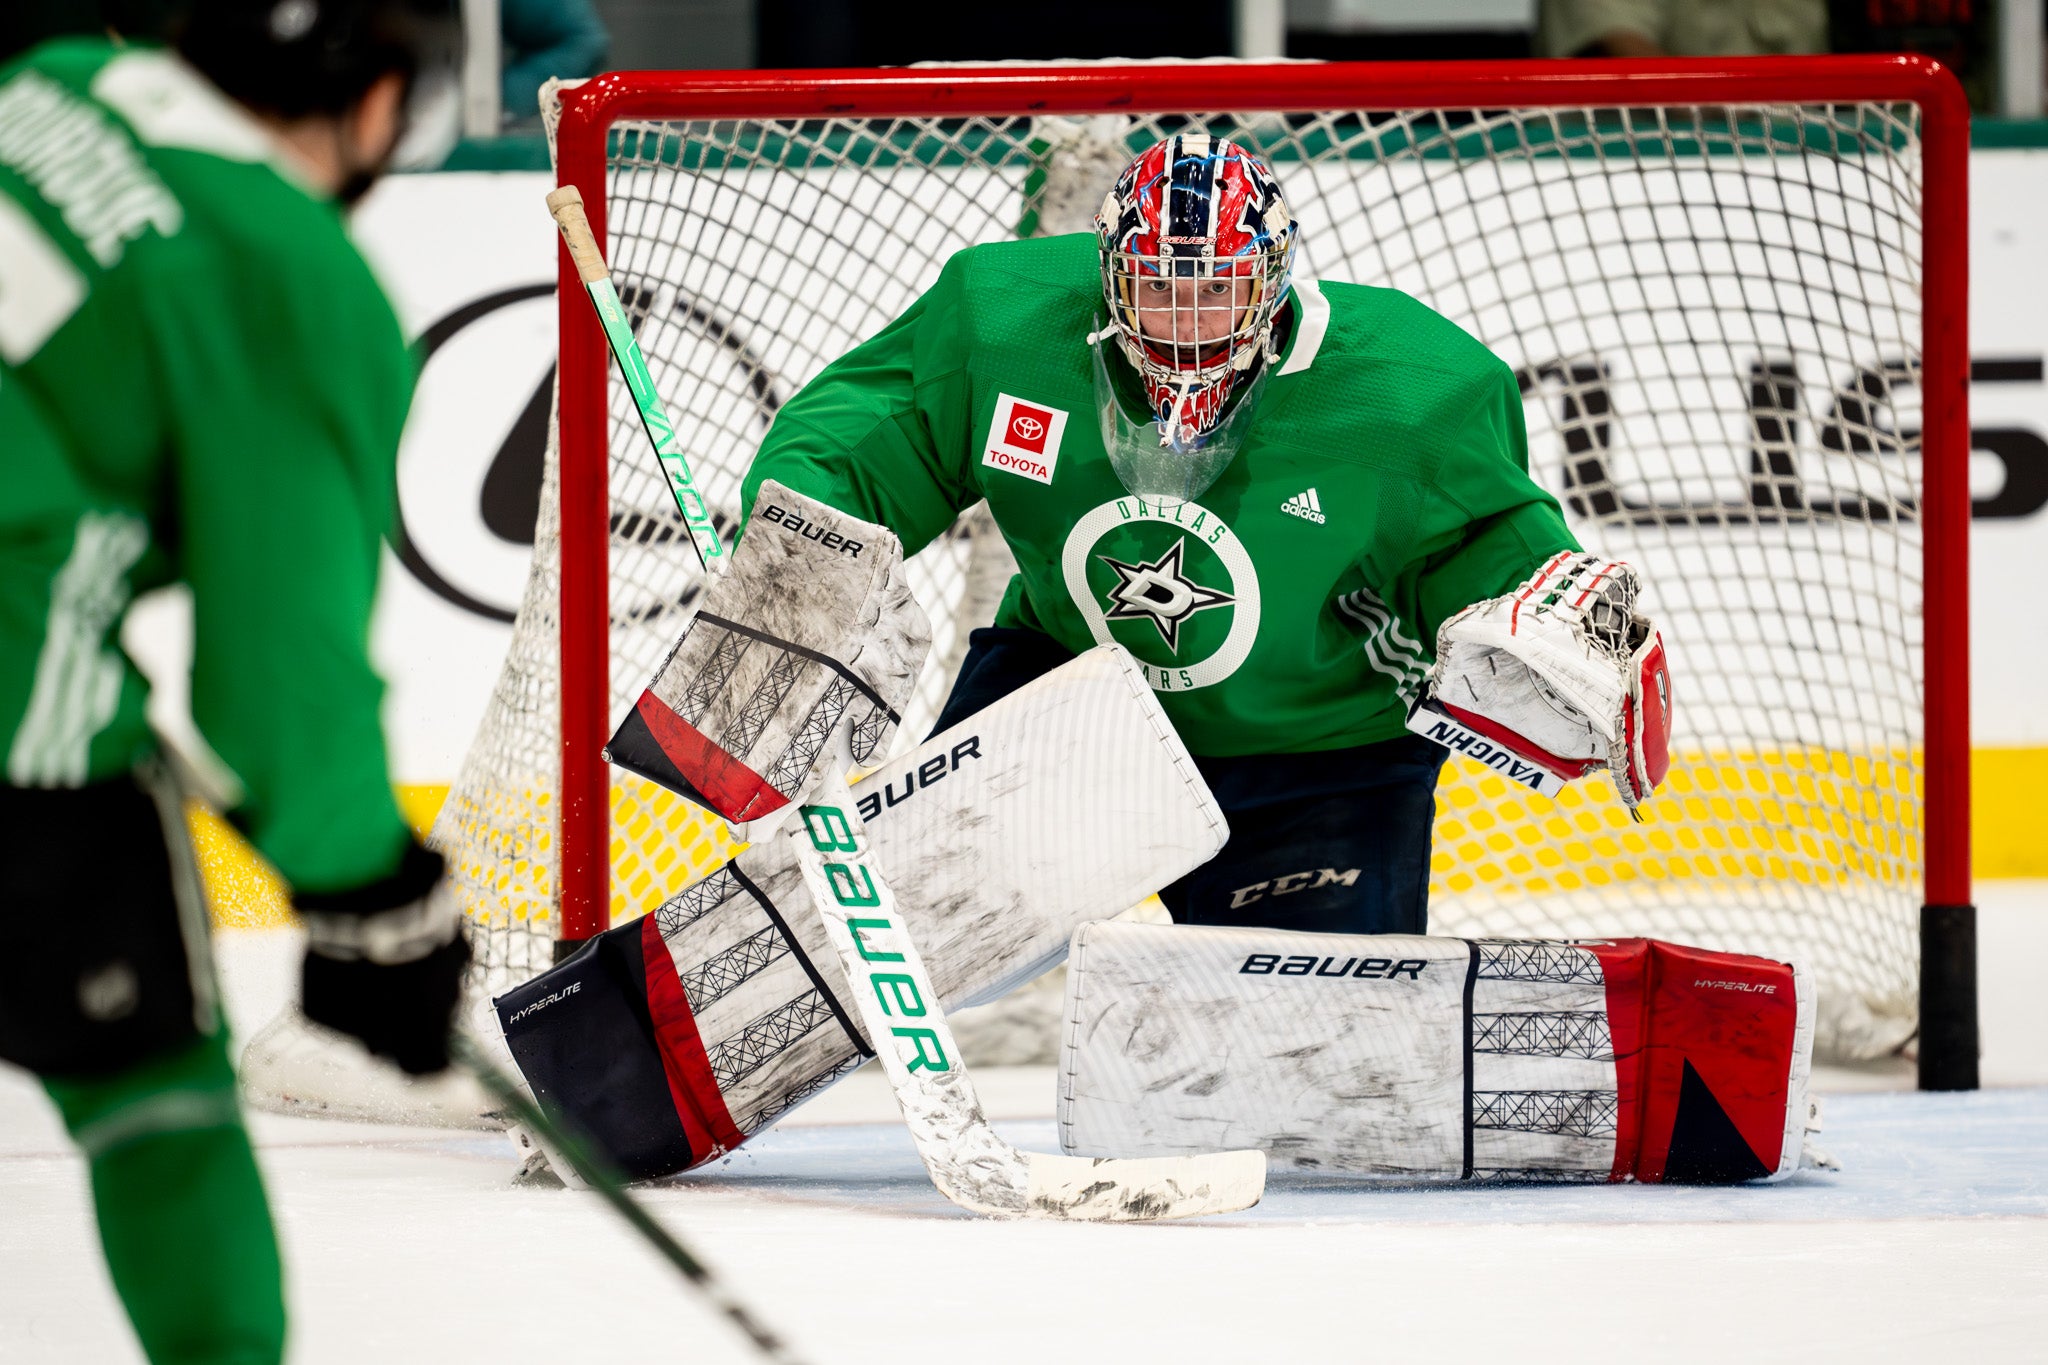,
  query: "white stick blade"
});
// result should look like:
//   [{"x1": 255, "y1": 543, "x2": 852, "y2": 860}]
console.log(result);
[{"x1": 1023, "y1": 1149, "x2": 1265, "y2": 1222}]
